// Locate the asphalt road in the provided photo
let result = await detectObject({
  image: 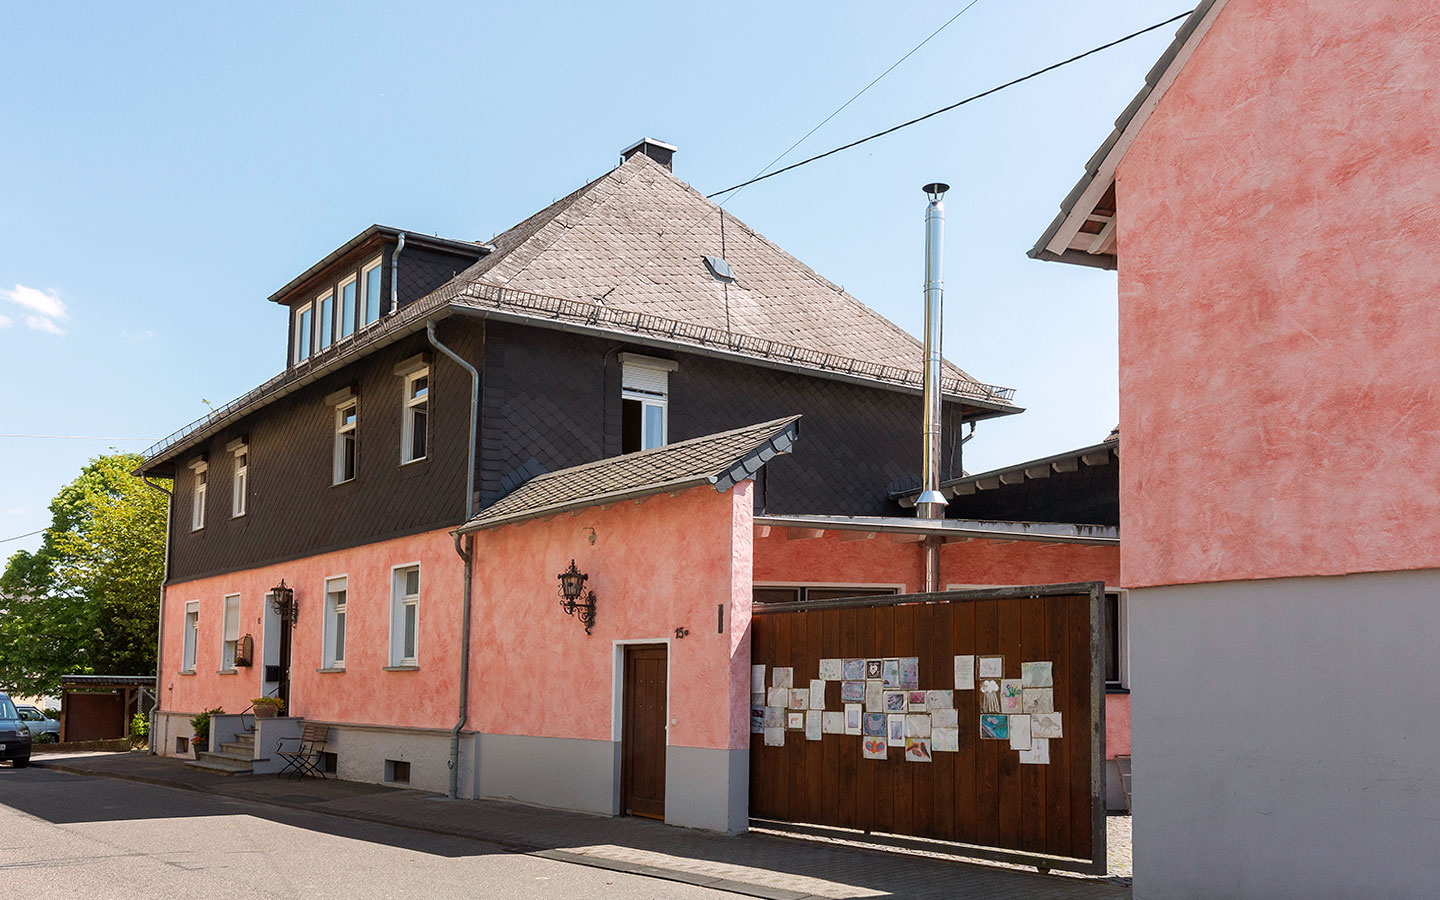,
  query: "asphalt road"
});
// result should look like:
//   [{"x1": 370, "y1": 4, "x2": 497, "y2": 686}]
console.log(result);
[{"x1": 0, "y1": 766, "x2": 739, "y2": 899}]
